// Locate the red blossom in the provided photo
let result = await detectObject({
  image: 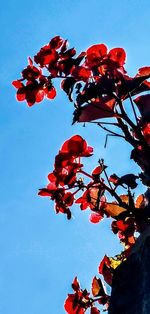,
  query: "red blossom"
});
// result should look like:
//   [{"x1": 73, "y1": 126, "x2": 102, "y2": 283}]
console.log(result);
[
  {"x1": 71, "y1": 66, "x2": 92, "y2": 82},
  {"x1": 142, "y1": 123, "x2": 150, "y2": 144},
  {"x1": 50, "y1": 35, "x2": 64, "y2": 49},
  {"x1": 13, "y1": 76, "x2": 56, "y2": 106},
  {"x1": 111, "y1": 218, "x2": 136, "y2": 247},
  {"x1": 64, "y1": 278, "x2": 90, "y2": 314},
  {"x1": 34, "y1": 44, "x2": 58, "y2": 67},
  {"x1": 76, "y1": 187, "x2": 106, "y2": 216},
  {"x1": 60, "y1": 135, "x2": 93, "y2": 157},
  {"x1": 22, "y1": 64, "x2": 42, "y2": 80},
  {"x1": 89, "y1": 213, "x2": 103, "y2": 223},
  {"x1": 136, "y1": 66, "x2": 150, "y2": 77},
  {"x1": 86, "y1": 44, "x2": 108, "y2": 68},
  {"x1": 108, "y1": 47, "x2": 126, "y2": 66}
]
